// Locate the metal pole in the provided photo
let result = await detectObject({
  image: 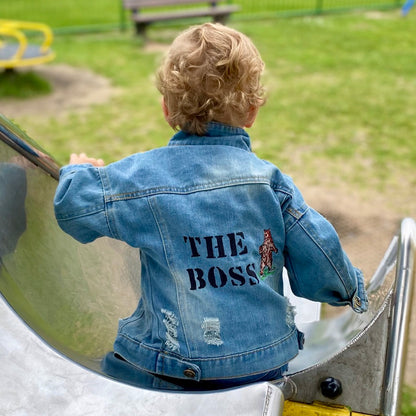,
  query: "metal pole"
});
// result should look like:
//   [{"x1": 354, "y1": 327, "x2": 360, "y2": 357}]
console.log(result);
[
  {"x1": 119, "y1": 0, "x2": 127, "y2": 32},
  {"x1": 382, "y1": 218, "x2": 416, "y2": 415},
  {"x1": 316, "y1": 0, "x2": 324, "y2": 14}
]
